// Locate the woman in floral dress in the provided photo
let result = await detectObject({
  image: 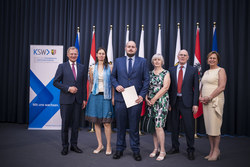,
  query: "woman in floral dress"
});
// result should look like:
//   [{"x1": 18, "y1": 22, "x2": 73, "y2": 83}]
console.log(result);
[{"x1": 145, "y1": 53, "x2": 170, "y2": 161}]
